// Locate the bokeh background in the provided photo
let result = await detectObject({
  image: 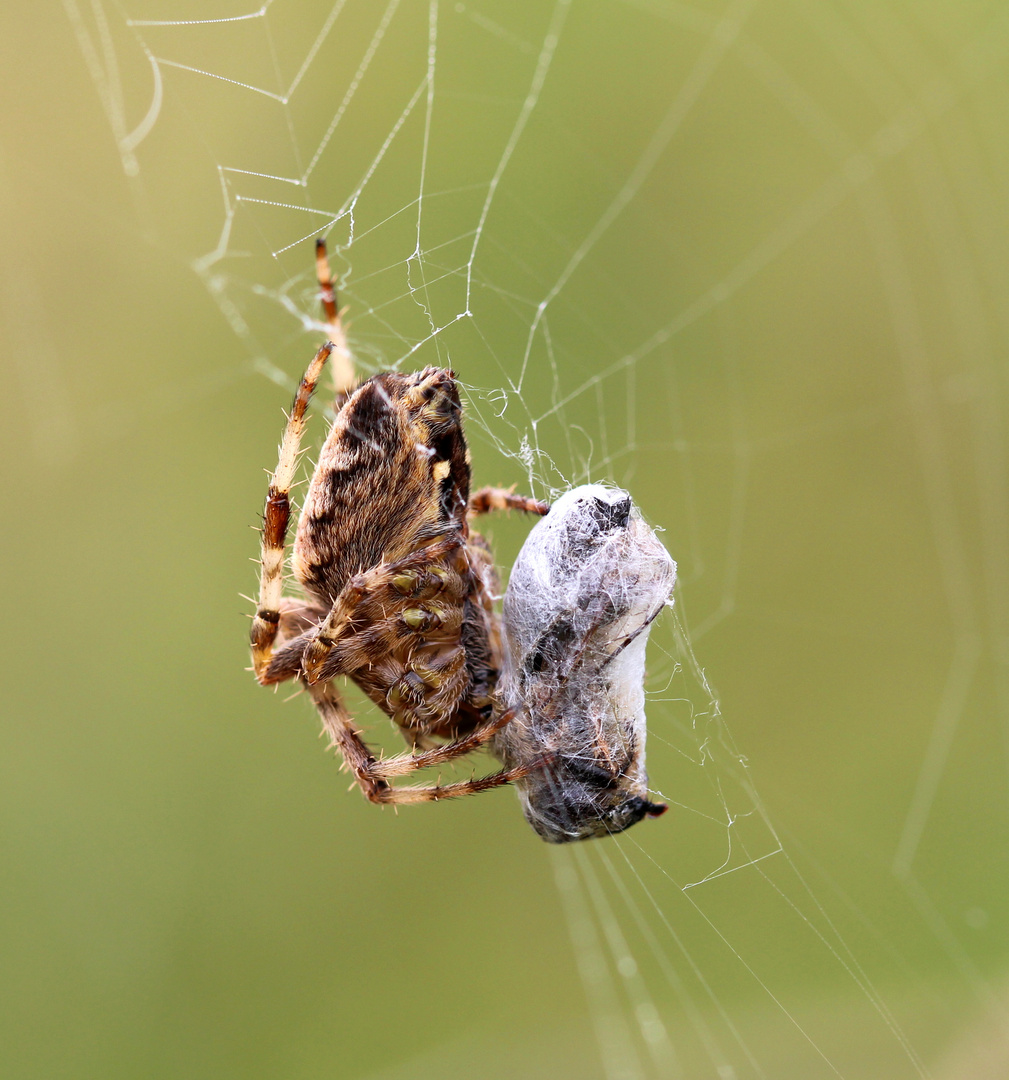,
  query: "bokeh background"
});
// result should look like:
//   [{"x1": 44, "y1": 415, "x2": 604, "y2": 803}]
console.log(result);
[{"x1": 3, "y1": 1, "x2": 1009, "y2": 1077}]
